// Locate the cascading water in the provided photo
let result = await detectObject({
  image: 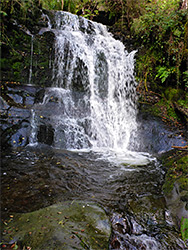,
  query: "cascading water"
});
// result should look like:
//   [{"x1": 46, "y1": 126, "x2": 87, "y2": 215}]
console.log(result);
[
  {"x1": 30, "y1": 109, "x2": 38, "y2": 145},
  {"x1": 31, "y1": 11, "x2": 152, "y2": 164},
  {"x1": 28, "y1": 35, "x2": 34, "y2": 85}
]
